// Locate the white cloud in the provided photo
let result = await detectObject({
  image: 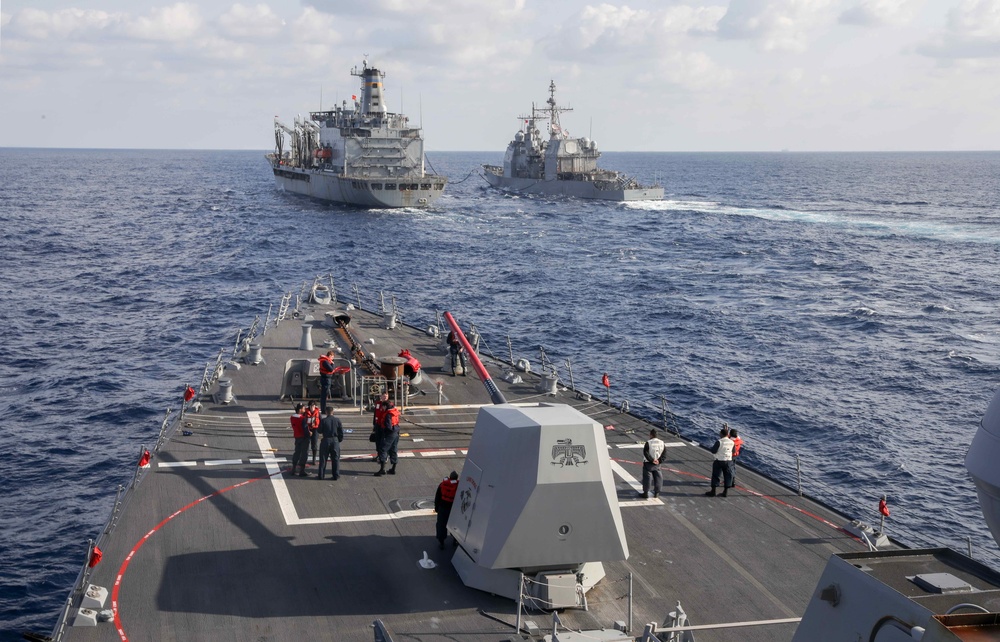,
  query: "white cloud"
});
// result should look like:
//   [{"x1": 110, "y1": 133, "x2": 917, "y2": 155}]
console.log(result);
[
  {"x1": 839, "y1": 0, "x2": 917, "y2": 27},
  {"x1": 917, "y1": 0, "x2": 1000, "y2": 59},
  {"x1": 217, "y1": 3, "x2": 285, "y2": 40},
  {"x1": 122, "y1": 3, "x2": 202, "y2": 42},
  {"x1": 717, "y1": 0, "x2": 834, "y2": 52},
  {"x1": 544, "y1": 3, "x2": 725, "y2": 60},
  {"x1": 5, "y1": 7, "x2": 121, "y2": 40},
  {"x1": 288, "y1": 7, "x2": 340, "y2": 45}
]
